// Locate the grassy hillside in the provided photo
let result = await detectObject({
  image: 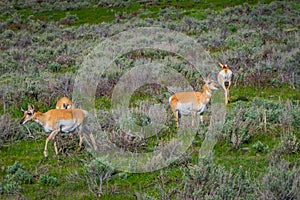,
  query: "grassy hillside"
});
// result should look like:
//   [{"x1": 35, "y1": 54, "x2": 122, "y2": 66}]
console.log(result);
[{"x1": 0, "y1": 1, "x2": 299, "y2": 199}]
